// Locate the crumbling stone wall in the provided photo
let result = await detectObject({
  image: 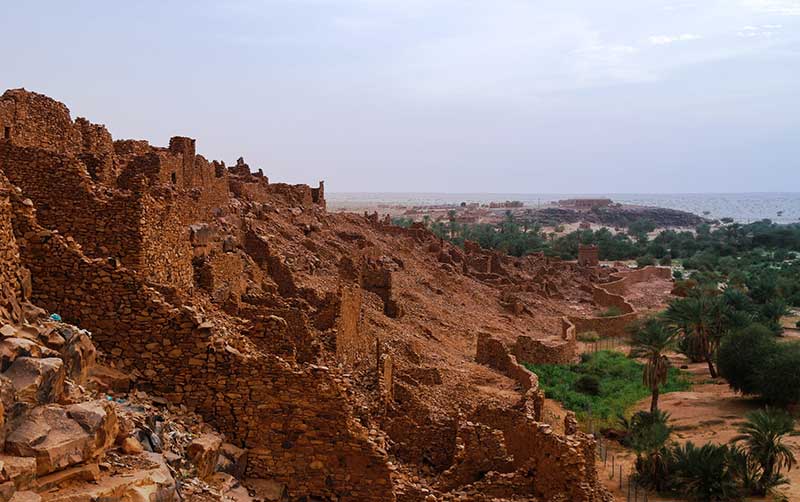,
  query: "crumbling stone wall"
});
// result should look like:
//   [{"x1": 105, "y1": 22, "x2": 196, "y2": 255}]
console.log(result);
[
  {"x1": 475, "y1": 333, "x2": 539, "y2": 393},
  {"x1": 591, "y1": 283, "x2": 635, "y2": 314},
  {"x1": 569, "y1": 267, "x2": 671, "y2": 338},
  {"x1": 470, "y1": 406, "x2": 609, "y2": 502},
  {"x1": 139, "y1": 190, "x2": 195, "y2": 290},
  {"x1": 336, "y1": 284, "x2": 372, "y2": 367},
  {"x1": 7, "y1": 195, "x2": 394, "y2": 501},
  {"x1": 75, "y1": 117, "x2": 116, "y2": 183},
  {"x1": 512, "y1": 317, "x2": 577, "y2": 365},
  {"x1": 600, "y1": 265, "x2": 672, "y2": 296},
  {"x1": 578, "y1": 244, "x2": 599, "y2": 267},
  {"x1": 0, "y1": 89, "x2": 83, "y2": 156},
  {"x1": 0, "y1": 142, "x2": 146, "y2": 267},
  {"x1": 0, "y1": 173, "x2": 23, "y2": 314}
]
